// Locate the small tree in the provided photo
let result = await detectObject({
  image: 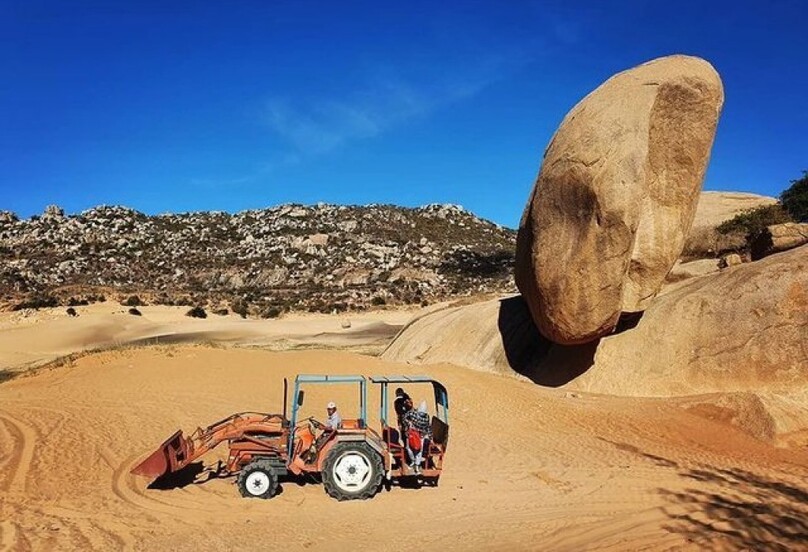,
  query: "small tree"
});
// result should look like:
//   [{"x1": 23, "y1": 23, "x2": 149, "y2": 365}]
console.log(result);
[{"x1": 781, "y1": 170, "x2": 808, "y2": 222}]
